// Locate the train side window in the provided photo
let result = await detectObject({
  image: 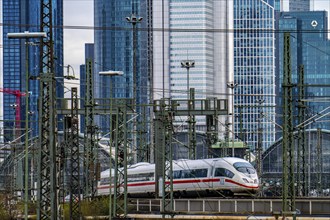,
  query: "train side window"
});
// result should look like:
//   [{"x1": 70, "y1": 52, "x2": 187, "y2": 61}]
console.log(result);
[
  {"x1": 127, "y1": 172, "x2": 154, "y2": 182},
  {"x1": 214, "y1": 168, "x2": 234, "y2": 178},
  {"x1": 233, "y1": 162, "x2": 256, "y2": 174},
  {"x1": 192, "y1": 169, "x2": 208, "y2": 178},
  {"x1": 100, "y1": 177, "x2": 114, "y2": 185},
  {"x1": 175, "y1": 169, "x2": 208, "y2": 179},
  {"x1": 173, "y1": 170, "x2": 181, "y2": 179}
]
